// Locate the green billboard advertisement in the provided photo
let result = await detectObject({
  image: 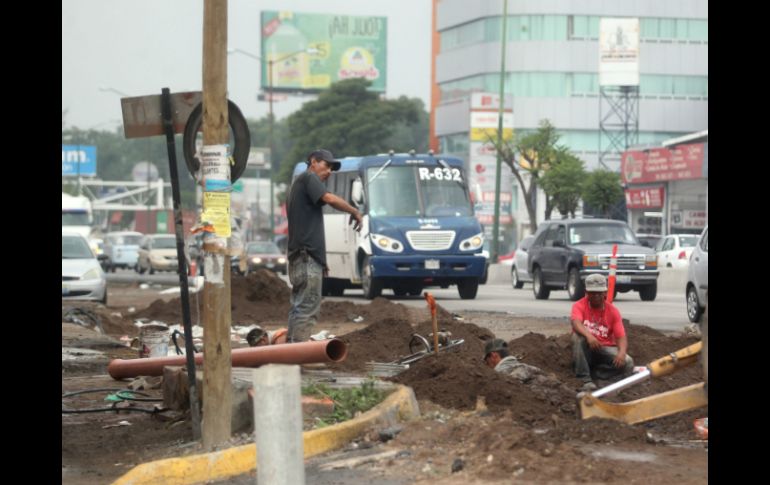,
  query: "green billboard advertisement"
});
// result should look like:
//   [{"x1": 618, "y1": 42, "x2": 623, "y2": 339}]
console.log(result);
[{"x1": 260, "y1": 11, "x2": 387, "y2": 92}]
